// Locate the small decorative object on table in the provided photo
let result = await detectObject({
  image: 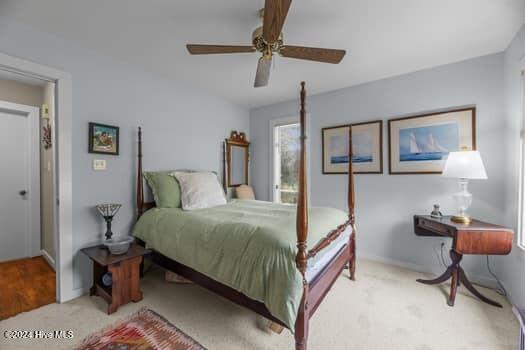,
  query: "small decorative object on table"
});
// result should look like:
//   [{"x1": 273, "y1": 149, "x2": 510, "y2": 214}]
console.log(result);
[
  {"x1": 430, "y1": 204, "x2": 443, "y2": 218},
  {"x1": 442, "y1": 150, "x2": 487, "y2": 224},
  {"x1": 96, "y1": 203, "x2": 122, "y2": 240},
  {"x1": 104, "y1": 235, "x2": 134, "y2": 255}
]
